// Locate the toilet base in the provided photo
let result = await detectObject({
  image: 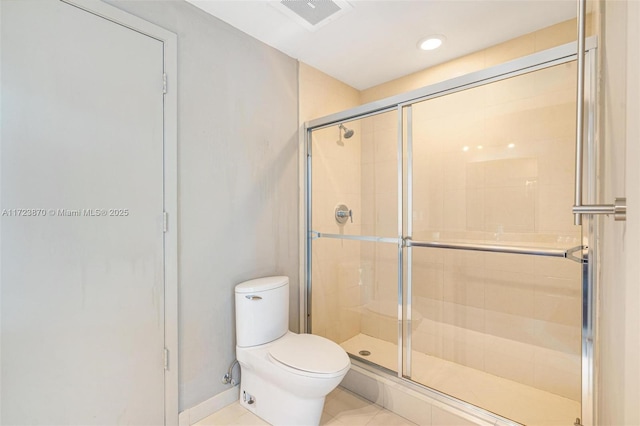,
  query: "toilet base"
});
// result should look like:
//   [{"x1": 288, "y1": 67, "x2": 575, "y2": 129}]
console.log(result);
[{"x1": 239, "y1": 368, "x2": 325, "y2": 426}]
